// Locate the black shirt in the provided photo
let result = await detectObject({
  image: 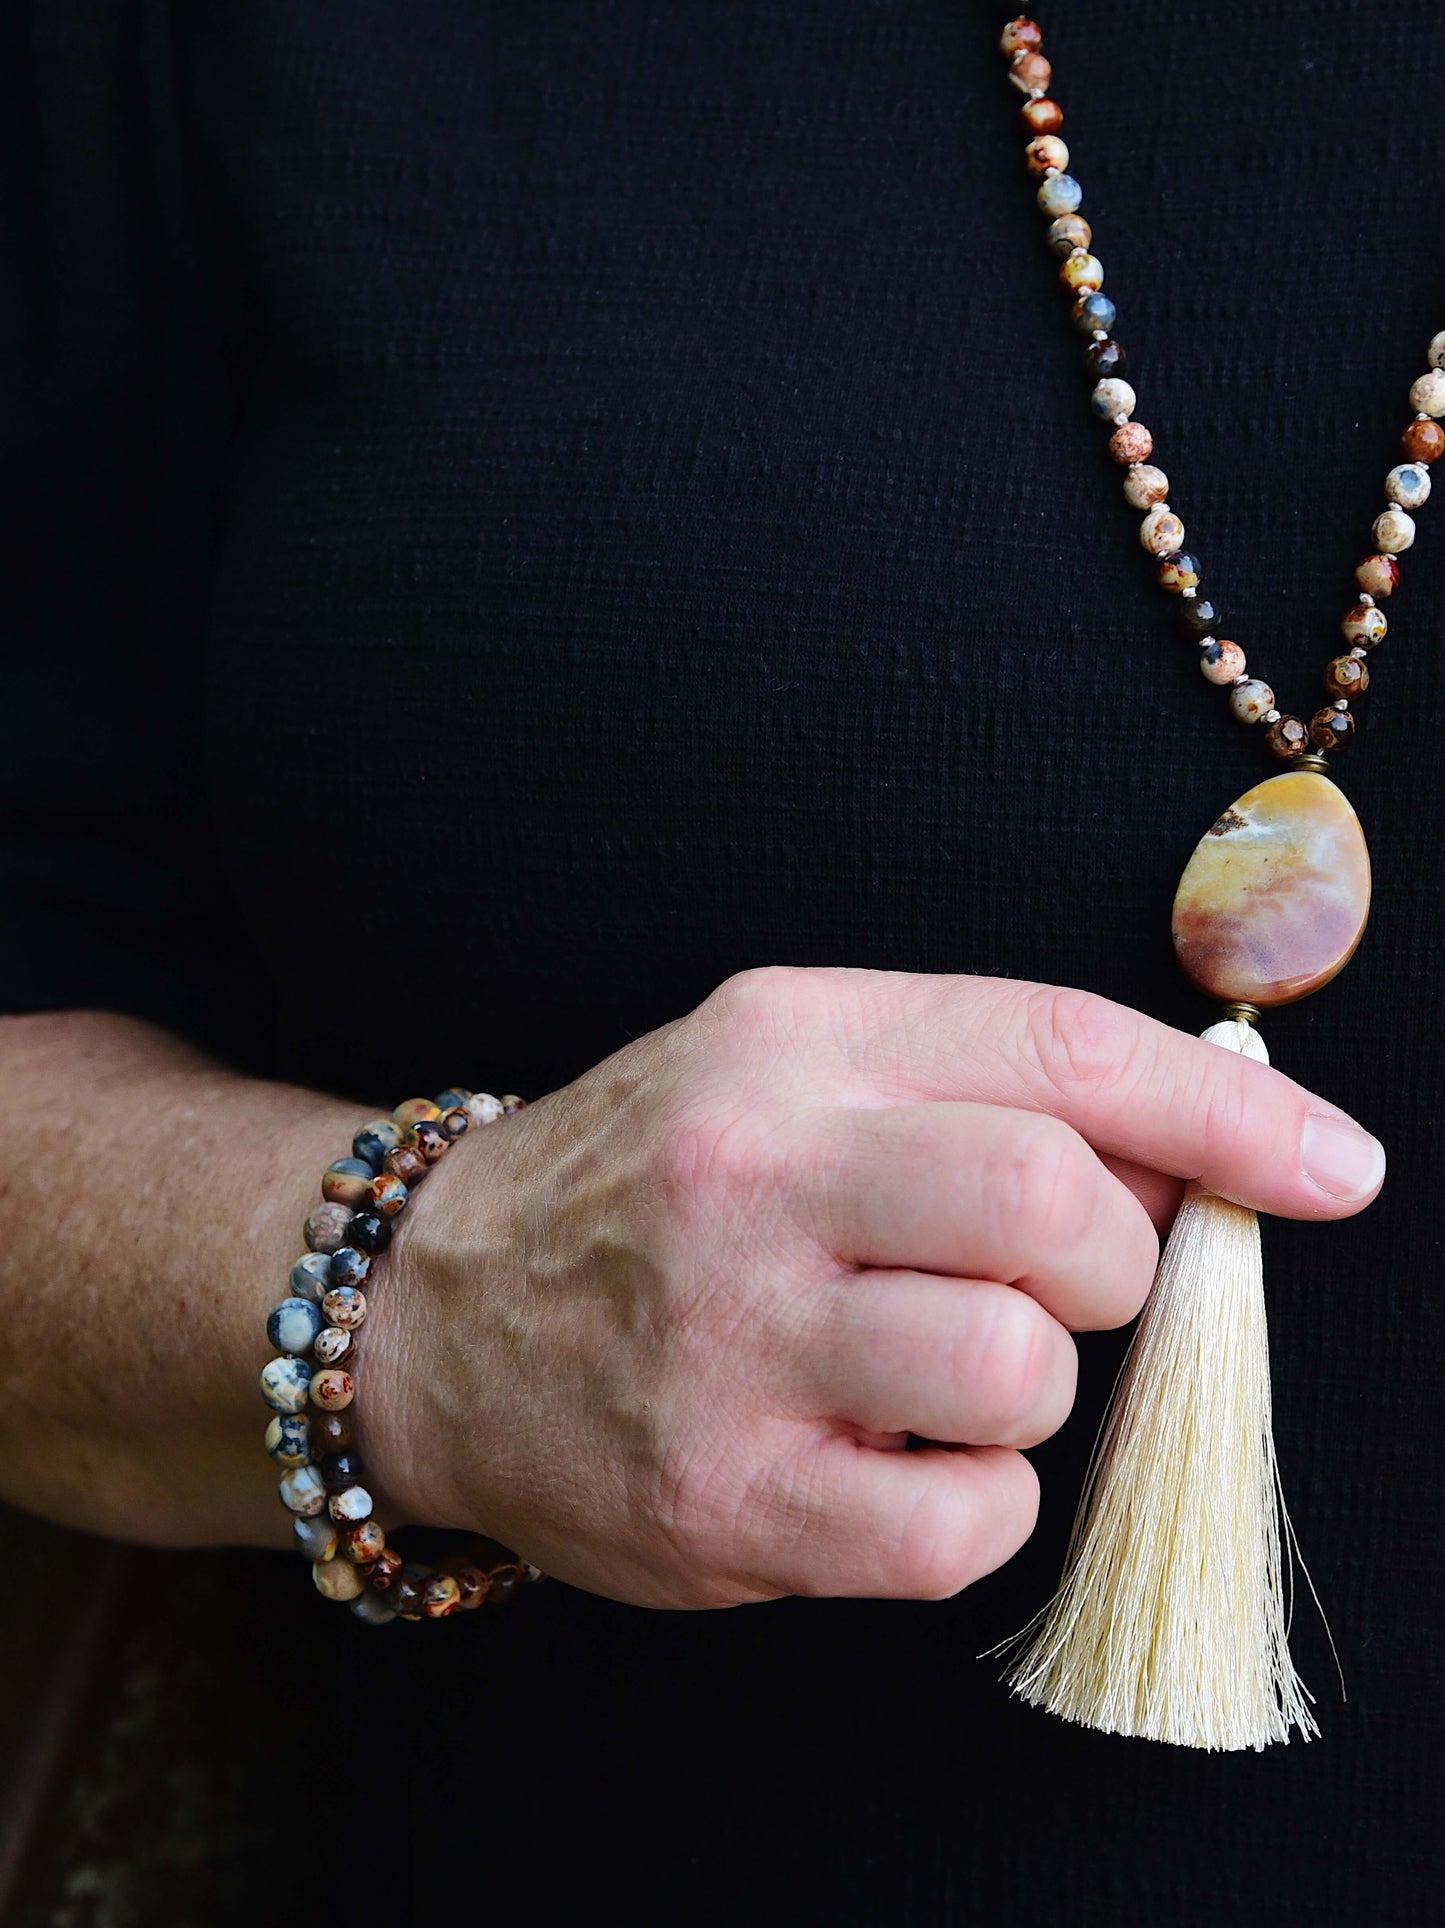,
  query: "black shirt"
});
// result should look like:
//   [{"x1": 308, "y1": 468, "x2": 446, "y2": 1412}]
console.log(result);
[{"x1": 6, "y1": 3, "x2": 1442, "y2": 1919}]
